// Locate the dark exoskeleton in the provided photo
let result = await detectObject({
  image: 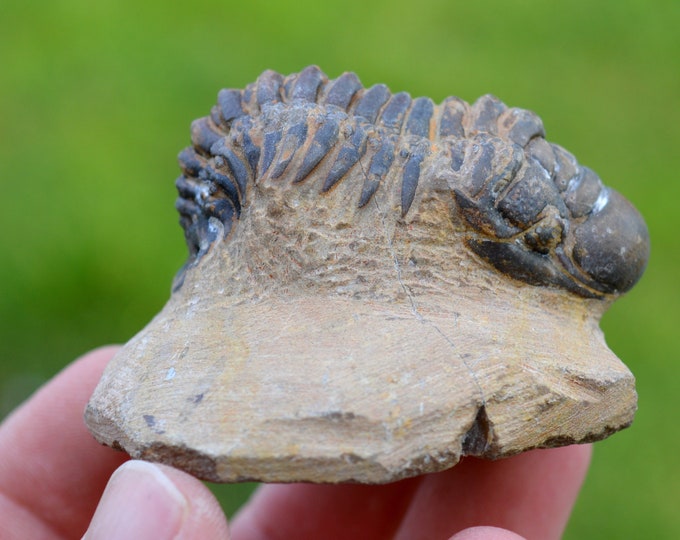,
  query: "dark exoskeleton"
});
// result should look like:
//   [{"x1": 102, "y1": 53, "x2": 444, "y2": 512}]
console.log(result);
[
  {"x1": 175, "y1": 66, "x2": 649, "y2": 298},
  {"x1": 445, "y1": 98, "x2": 649, "y2": 297}
]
